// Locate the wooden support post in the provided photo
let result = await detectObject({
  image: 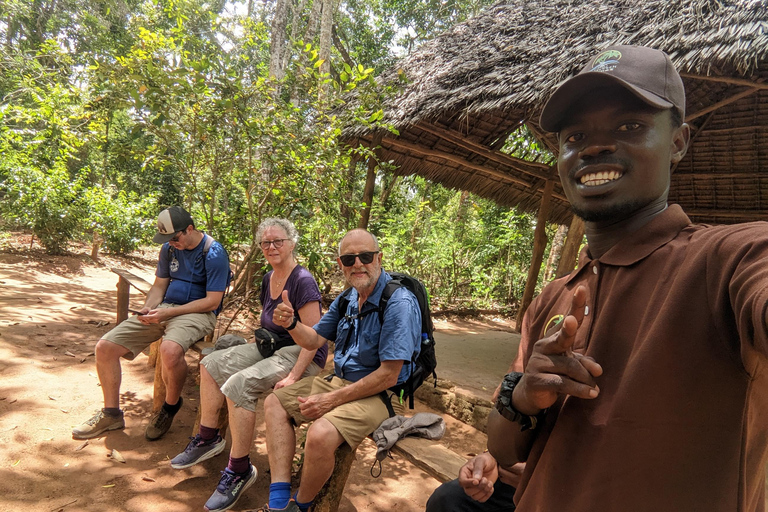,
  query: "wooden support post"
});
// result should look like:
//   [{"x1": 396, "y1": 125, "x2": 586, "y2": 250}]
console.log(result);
[
  {"x1": 312, "y1": 443, "x2": 357, "y2": 512},
  {"x1": 516, "y1": 180, "x2": 555, "y2": 330},
  {"x1": 556, "y1": 215, "x2": 586, "y2": 278},
  {"x1": 116, "y1": 276, "x2": 130, "y2": 325}
]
